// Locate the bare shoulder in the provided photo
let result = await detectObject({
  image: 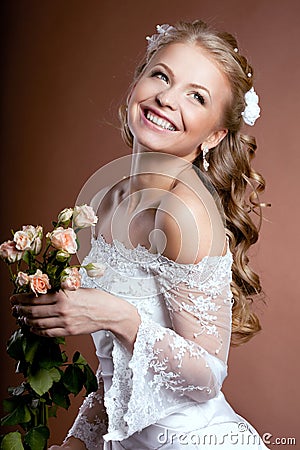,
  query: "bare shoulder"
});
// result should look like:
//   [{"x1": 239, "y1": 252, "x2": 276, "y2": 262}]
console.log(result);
[{"x1": 154, "y1": 177, "x2": 226, "y2": 264}]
